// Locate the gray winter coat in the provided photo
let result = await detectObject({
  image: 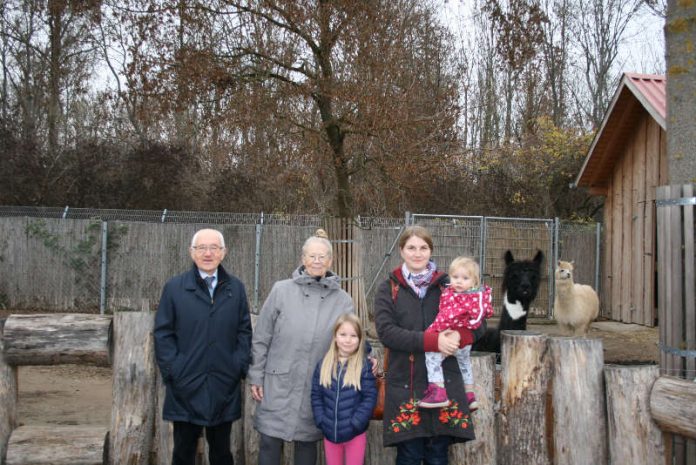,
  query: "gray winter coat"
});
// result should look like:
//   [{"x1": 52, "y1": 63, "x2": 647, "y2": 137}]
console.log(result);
[{"x1": 248, "y1": 266, "x2": 354, "y2": 441}]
